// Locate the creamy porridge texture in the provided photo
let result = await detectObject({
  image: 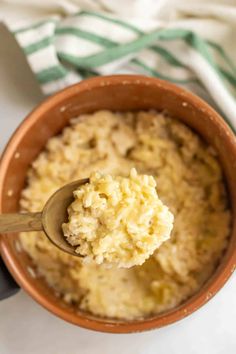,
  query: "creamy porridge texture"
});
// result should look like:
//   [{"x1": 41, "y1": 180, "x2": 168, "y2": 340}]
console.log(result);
[
  {"x1": 62, "y1": 168, "x2": 174, "y2": 268},
  {"x1": 20, "y1": 110, "x2": 230, "y2": 319}
]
